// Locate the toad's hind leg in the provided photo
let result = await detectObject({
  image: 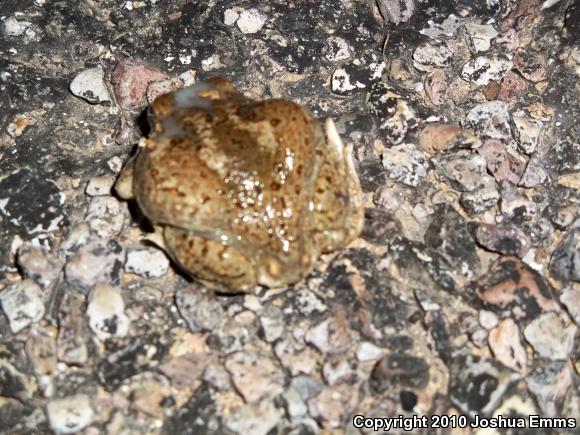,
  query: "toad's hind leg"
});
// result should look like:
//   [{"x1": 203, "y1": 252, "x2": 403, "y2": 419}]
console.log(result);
[
  {"x1": 311, "y1": 118, "x2": 364, "y2": 253},
  {"x1": 164, "y1": 227, "x2": 257, "y2": 294}
]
